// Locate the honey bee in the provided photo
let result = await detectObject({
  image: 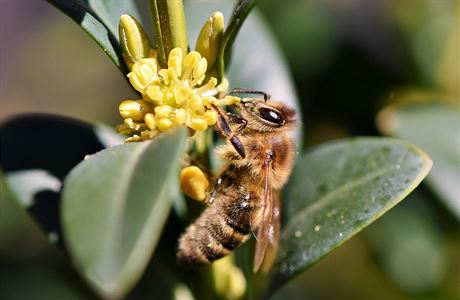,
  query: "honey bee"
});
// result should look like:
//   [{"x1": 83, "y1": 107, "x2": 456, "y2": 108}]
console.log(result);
[{"x1": 177, "y1": 89, "x2": 297, "y2": 272}]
